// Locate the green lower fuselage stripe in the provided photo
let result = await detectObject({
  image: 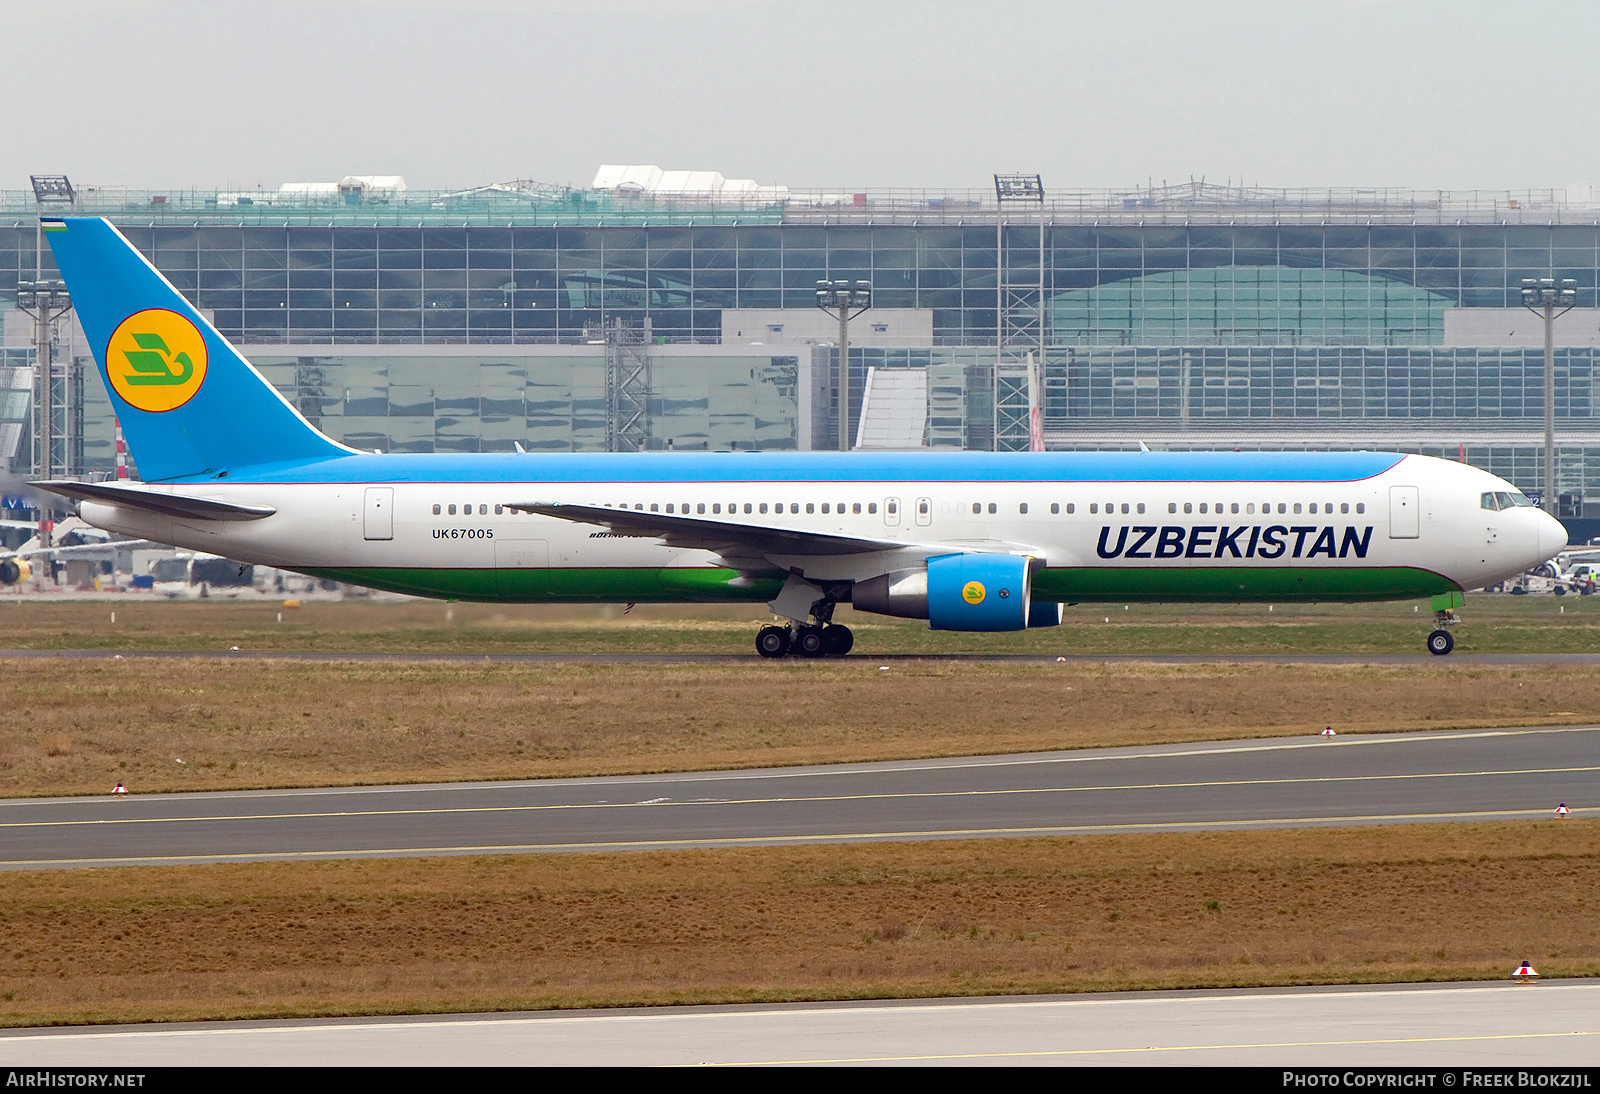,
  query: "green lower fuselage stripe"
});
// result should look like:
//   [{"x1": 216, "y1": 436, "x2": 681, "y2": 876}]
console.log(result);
[{"x1": 303, "y1": 565, "x2": 1457, "y2": 605}]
